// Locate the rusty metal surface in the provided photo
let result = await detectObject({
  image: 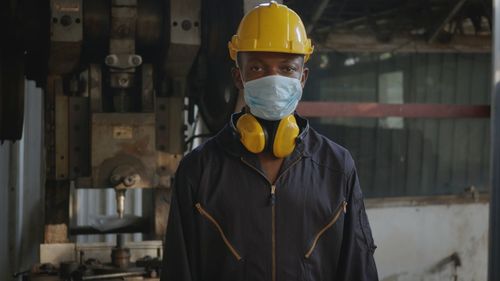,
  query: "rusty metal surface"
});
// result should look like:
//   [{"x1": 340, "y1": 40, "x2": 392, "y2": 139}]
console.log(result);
[
  {"x1": 39, "y1": 241, "x2": 162, "y2": 264},
  {"x1": 50, "y1": 0, "x2": 83, "y2": 42},
  {"x1": 153, "y1": 189, "x2": 171, "y2": 240},
  {"x1": 45, "y1": 77, "x2": 57, "y2": 179},
  {"x1": 136, "y1": 0, "x2": 163, "y2": 57},
  {"x1": 157, "y1": 152, "x2": 180, "y2": 188},
  {"x1": 156, "y1": 97, "x2": 185, "y2": 154},
  {"x1": 111, "y1": 247, "x2": 131, "y2": 268},
  {"x1": 48, "y1": 0, "x2": 83, "y2": 74},
  {"x1": 69, "y1": 97, "x2": 90, "y2": 179},
  {"x1": 50, "y1": 79, "x2": 70, "y2": 181},
  {"x1": 107, "y1": 0, "x2": 141, "y2": 113},
  {"x1": 89, "y1": 64, "x2": 103, "y2": 113},
  {"x1": 82, "y1": 0, "x2": 110, "y2": 61},
  {"x1": 162, "y1": 0, "x2": 201, "y2": 77},
  {"x1": 297, "y1": 102, "x2": 491, "y2": 118},
  {"x1": 55, "y1": 95, "x2": 69, "y2": 180},
  {"x1": 110, "y1": 0, "x2": 137, "y2": 55},
  {"x1": 141, "y1": 64, "x2": 155, "y2": 112},
  {"x1": 91, "y1": 113, "x2": 156, "y2": 188},
  {"x1": 155, "y1": 98, "x2": 168, "y2": 154}
]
